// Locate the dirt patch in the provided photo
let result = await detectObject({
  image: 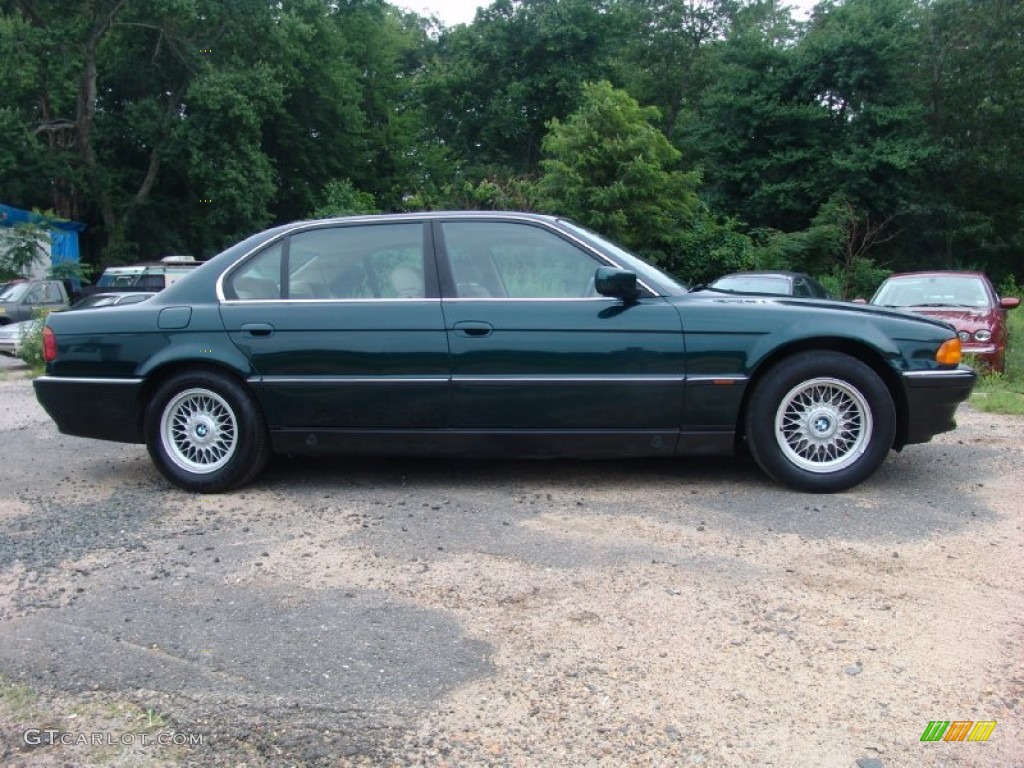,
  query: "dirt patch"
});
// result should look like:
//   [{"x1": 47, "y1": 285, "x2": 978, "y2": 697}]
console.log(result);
[{"x1": 0, "y1": 385, "x2": 1020, "y2": 767}]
